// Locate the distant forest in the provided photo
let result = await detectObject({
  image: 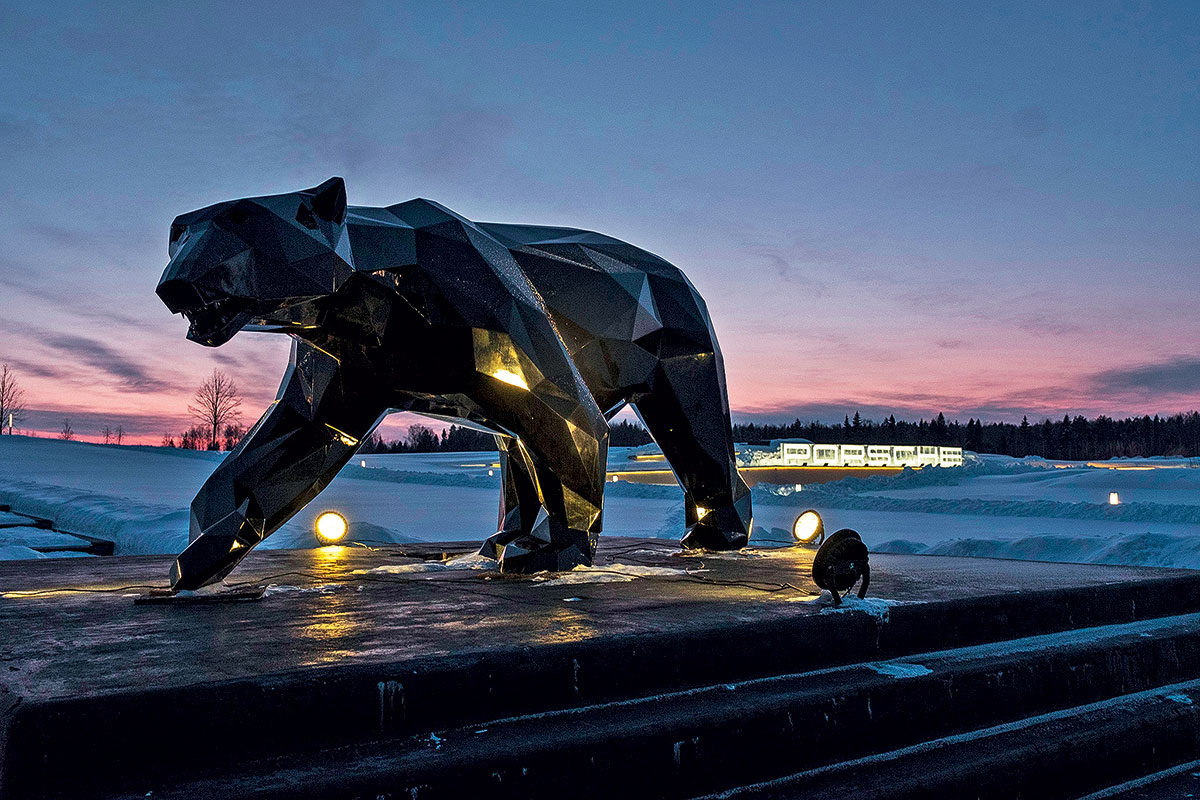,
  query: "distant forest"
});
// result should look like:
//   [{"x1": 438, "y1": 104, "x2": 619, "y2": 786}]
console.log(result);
[
  {"x1": 733, "y1": 411, "x2": 1200, "y2": 460},
  {"x1": 358, "y1": 419, "x2": 653, "y2": 454},
  {"x1": 360, "y1": 411, "x2": 1200, "y2": 460}
]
